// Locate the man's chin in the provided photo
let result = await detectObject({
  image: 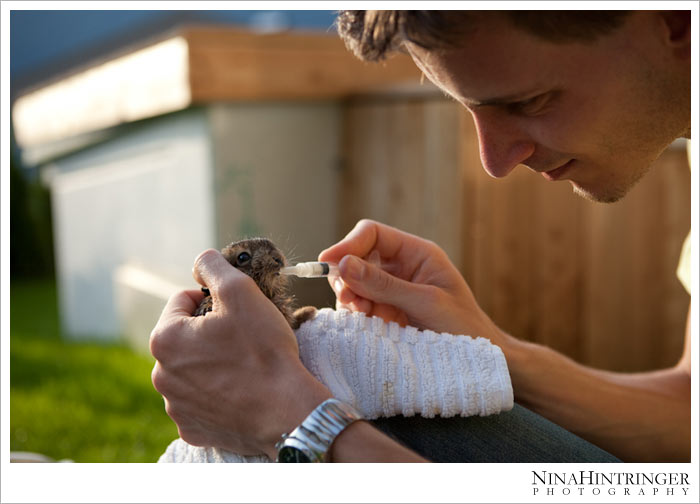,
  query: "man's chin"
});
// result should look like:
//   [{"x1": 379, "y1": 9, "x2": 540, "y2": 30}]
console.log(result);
[
  {"x1": 570, "y1": 158, "x2": 652, "y2": 204},
  {"x1": 571, "y1": 182, "x2": 626, "y2": 204}
]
